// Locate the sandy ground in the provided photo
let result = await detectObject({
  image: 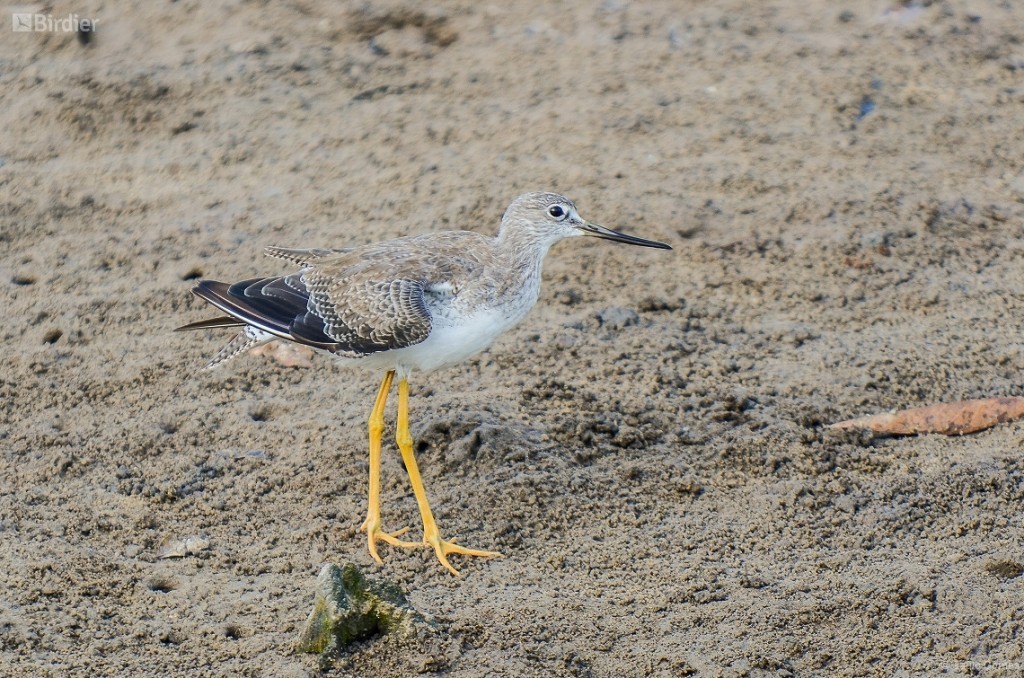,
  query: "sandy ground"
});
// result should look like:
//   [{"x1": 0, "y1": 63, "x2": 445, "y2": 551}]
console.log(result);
[{"x1": 3, "y1": 0, "x2": 1024, "y2": 675}]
